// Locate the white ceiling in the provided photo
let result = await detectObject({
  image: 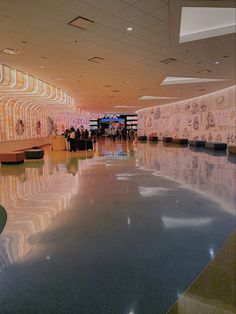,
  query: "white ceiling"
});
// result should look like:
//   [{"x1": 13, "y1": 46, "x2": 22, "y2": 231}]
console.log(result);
[{"x1": 0, "y1": 0, "x2": 235, "y2": 113}]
